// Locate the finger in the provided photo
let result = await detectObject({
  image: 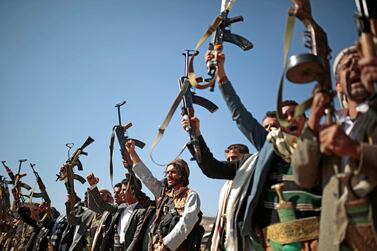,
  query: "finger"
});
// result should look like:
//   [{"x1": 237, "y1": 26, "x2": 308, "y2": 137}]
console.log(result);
[{"x1": 320, "y1": 144, "x2": 333, "y2": 155}]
